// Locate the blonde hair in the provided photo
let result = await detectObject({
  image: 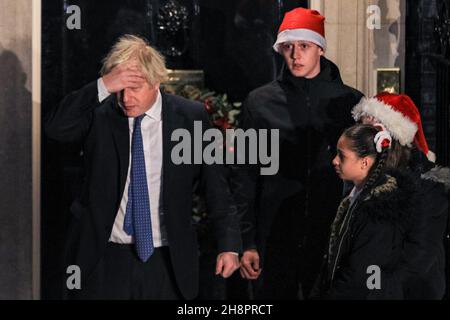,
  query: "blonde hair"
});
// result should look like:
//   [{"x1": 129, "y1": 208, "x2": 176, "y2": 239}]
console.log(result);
[{"x1": 100, "y1": 34, "x2": 168, "y2": 85}]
